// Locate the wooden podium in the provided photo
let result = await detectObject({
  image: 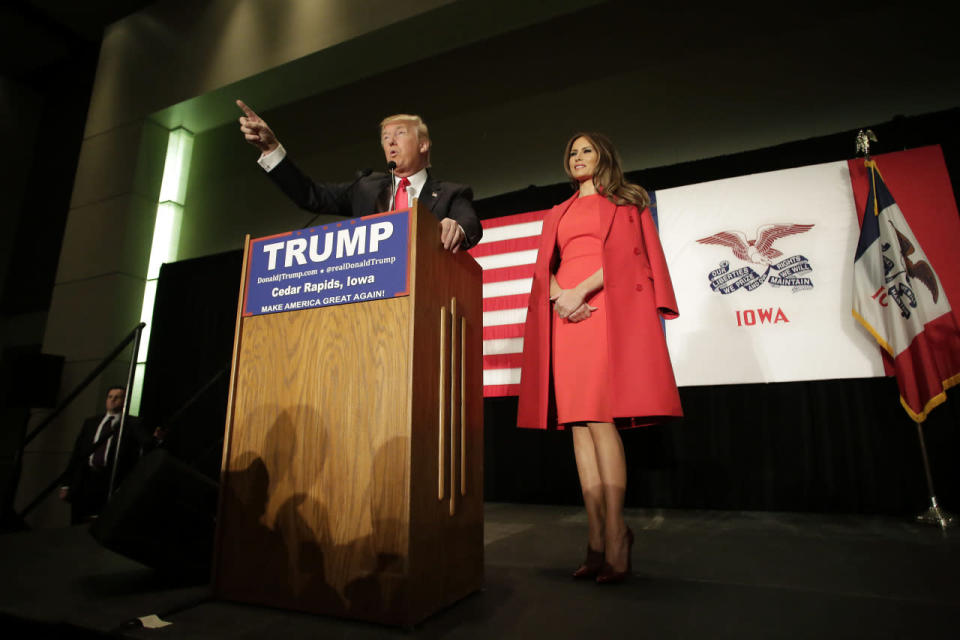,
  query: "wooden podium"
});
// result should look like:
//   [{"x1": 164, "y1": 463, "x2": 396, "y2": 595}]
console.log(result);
[{"x1": 212, "y1": 202, "x2": 484, "y2": 626}]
